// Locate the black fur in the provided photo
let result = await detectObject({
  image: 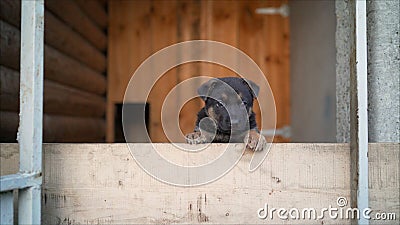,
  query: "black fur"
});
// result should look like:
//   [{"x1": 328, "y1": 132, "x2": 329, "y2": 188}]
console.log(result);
[{"x1": 186, "y1": 77, "x2": 266, "y2": 150}]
